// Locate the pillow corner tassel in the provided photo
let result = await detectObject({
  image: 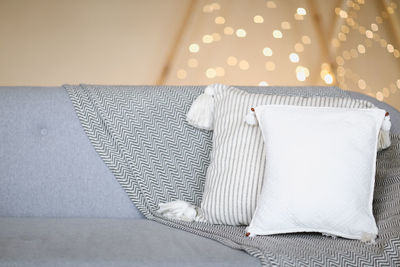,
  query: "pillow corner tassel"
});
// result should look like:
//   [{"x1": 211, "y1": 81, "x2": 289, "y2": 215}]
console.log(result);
[
  {"x1": 245, "y1": 107, "x2": 258, "y2": 126},
  {"x1": 186, "y1": 85, "x2": 215, "y2": 130},
  {"x1": 378, "y1": 112, "x2": 391, "y2": 150},
  {"x1": 361, "y1": 232, "x2": 377, "y2": 244}
]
